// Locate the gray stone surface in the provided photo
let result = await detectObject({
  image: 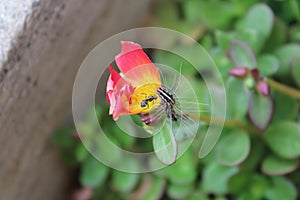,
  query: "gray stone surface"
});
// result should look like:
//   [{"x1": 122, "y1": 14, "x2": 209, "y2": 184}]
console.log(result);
[
  {"x1": 0, "y1": 0, "x2": 152, "y2": 199},
  {"x1": 0, "y1": 0, "x2": 35, "y2": 63}
]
